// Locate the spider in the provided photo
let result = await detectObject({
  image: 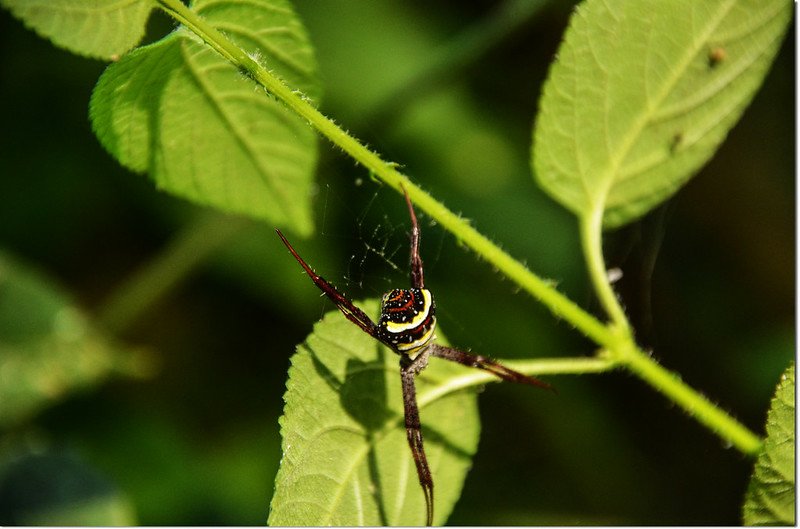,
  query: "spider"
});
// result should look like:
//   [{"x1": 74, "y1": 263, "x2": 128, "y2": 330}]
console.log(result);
[{"x1": 276, "y1": 187, "x2": 553, "y2": 526}]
